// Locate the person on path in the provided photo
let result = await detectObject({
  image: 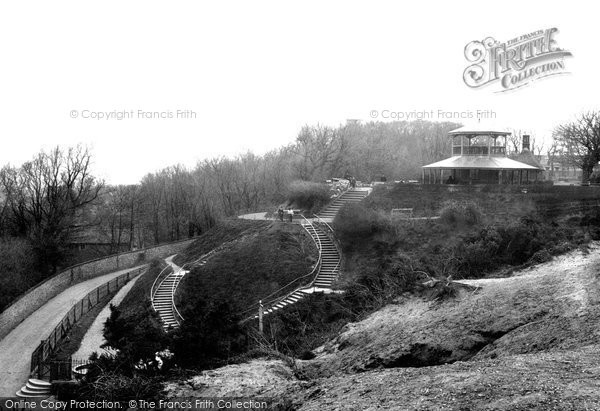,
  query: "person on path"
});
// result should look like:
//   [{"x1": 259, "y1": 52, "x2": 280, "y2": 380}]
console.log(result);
[
  {"x1": 287, "y1": 208, "x2": 294, "y2": 222},
  {"x1": 277, "y1": 207, "x2": 284, "y2": 222}
]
